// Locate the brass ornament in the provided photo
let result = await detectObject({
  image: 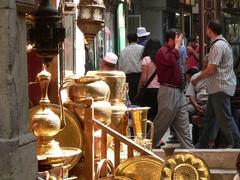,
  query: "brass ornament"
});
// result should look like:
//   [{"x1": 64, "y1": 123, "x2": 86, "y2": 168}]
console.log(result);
[
  {"x1": 161, "y1": 153, "x2": 210, "y2": 180},
  {"x1": 115, "y1": 155, "x2": 163, "y2": 180}
]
